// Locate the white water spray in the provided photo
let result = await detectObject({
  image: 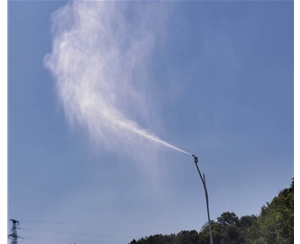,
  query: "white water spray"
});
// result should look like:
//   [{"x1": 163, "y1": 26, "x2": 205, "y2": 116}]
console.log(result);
[
  {"x1": 114, "y1": 118, "x2": 191, "y2": 156},
  {"x1": 44, "y1": 1, "x2": 190, "y2": 157}
]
